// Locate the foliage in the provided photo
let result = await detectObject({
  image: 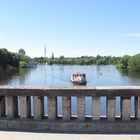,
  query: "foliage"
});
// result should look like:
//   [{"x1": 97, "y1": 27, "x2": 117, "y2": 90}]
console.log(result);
[
  {"x1": 128, "y1": 54, "x2": 140, "y2": 72},
  {"x1": 116, "y1": 55, "x2": 130, "y2": 69},
  {"x1": 19, "y1": 49, "x2": 26, "y2": 56},
  {"x1": 19, "y1": 61, "x2": 28, "y2": 68},
  {"x1": 0, "y1": 48, "x2": 10, "y2": 67},
  {"x1": 33, "y1": 57, "x2": 47, "y2": 63},
  {"x1": 1, "y1": 47, "x2": 140, "y2": 72},
  {"x1": 0, "y1": 48, "x2": 20, "y2": 67},
  {"x1": 33, "y1": 55, "x2": 120, "y2": 65},
  {"x1": 0, "y1": 48, "x2": 30, "y2": 68},
  {"x1": 116, "y1": 54, "x2": 140, "y2": 72}
]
